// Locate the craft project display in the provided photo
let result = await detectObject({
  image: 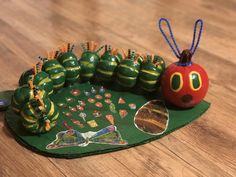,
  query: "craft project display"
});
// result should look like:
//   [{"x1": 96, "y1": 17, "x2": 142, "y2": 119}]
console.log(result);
[
  {"x1": 4, "y1": 18, "x2": 210, "y2": 158},
  {"x1": 159, "y1": 18, "x2": 209, "y2": 108}
]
